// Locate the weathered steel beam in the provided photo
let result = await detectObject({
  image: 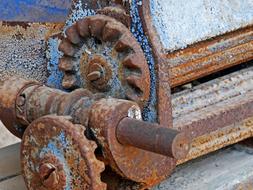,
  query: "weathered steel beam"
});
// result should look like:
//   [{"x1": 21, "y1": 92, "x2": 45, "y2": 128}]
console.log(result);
[
  {"x1": 168, "y1": 26, "x2": 253, "y2": 87},
  {"x1": 178, "y1": 116, "x2": 253, "y2": 164},
  {"x1": 172, "y1": 65, "x2": 253, "y2": 163},
  {"x1": 141, "y1": 0, "x2": 253, "y2": 90},
  {"x1": 173, "y1": 66, "x2": 253, "y2": 138}
]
